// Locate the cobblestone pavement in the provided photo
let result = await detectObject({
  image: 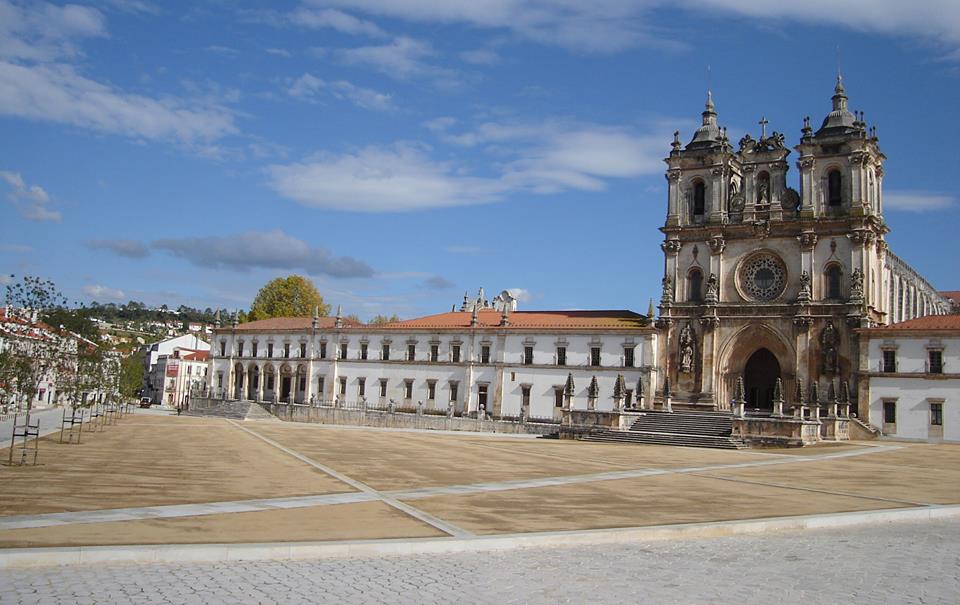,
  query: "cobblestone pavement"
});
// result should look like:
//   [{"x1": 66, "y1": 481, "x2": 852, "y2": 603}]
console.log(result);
[{"x1": 1, "y1": 519, "x2": 958, "y2": 604}]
